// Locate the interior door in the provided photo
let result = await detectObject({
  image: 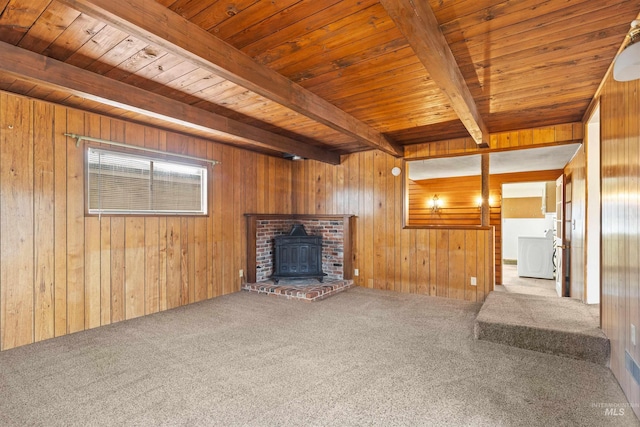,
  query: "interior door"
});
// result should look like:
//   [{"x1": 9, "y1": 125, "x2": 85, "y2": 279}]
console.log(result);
[{"x1": 555, "y1": 175, "x2": 568, "y2": 296}]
